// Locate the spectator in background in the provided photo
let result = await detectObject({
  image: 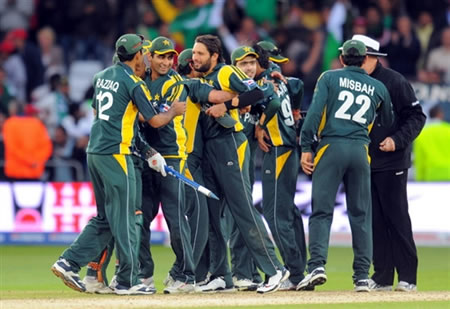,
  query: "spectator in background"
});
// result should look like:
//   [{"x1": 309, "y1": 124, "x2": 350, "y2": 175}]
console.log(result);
[
  {"x1": 37, "y1": 26, "x2": 65, "y2": 79},
  {"x1": 415, "y1": 10, "x2": 436, "y2": 71},
  {"x1": 34, "y1": 74, "x2": 69, "y2": 138},
  {"x1": 386, "y1": 15, "x2": 421, "y2": 79},
  {"x1": 136, "y1": 7, "x2": 160, "y2": 40},
  {"x1": 222, "y1": 0, "x2": 245, "y2": 34},
  {"x1": 421, "y1": 26, "x2": 450, "y2": 84},
  {"x1": 6, "y1": 28, "x2": 45, "y2": 101},
  {"x1": 0, "y1": 39, "x2": 27, "y2": 104},
  {"x1": 365, "y1": 4, "x2": 386, "y2": 43},
  {"x1": 3, "y1": 102, "x2": 53, "y2": 181},
  {"x1": 0, "y1": 0, "x2": 34, "y2": 34},
  {"x1": 67, "y1": 0, "x2": 114, "y2": 65},
  {"x1": 50, "y1": 124, "x2": 74, "y2": 181},
  {"x1": 352, "y1": 16, "x2": 368, "y2": 35},
  {"x1": 414, "y1": 104, "x2": 450, "y2": 181}
]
